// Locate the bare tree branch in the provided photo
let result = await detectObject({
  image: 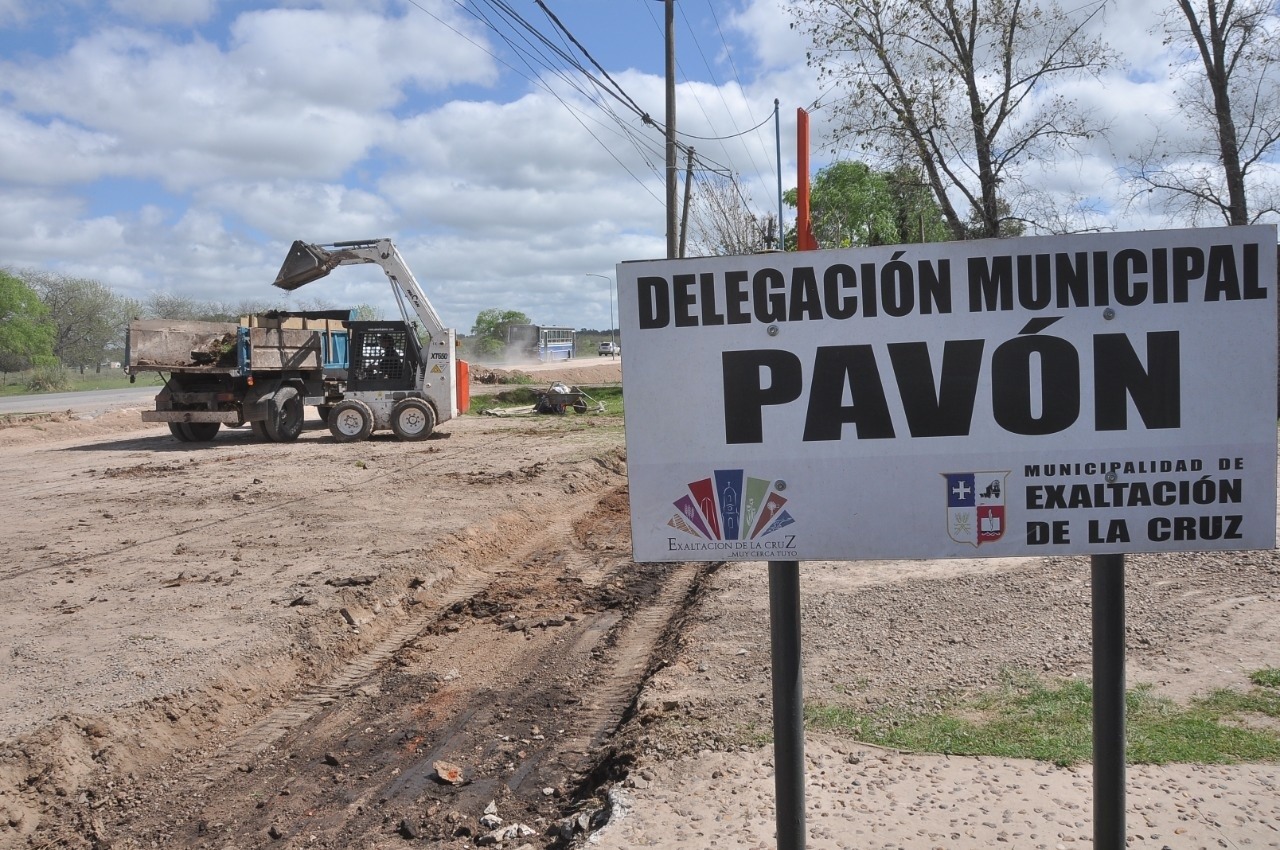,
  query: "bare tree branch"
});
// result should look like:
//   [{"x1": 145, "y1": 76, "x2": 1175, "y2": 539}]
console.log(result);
[
  {"x1": 791, "y1": 0, "x2": 1115, "y2": 238},
  {"x1": 1128, "y1": 0, "x2": 1279, "y2": 226}
]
